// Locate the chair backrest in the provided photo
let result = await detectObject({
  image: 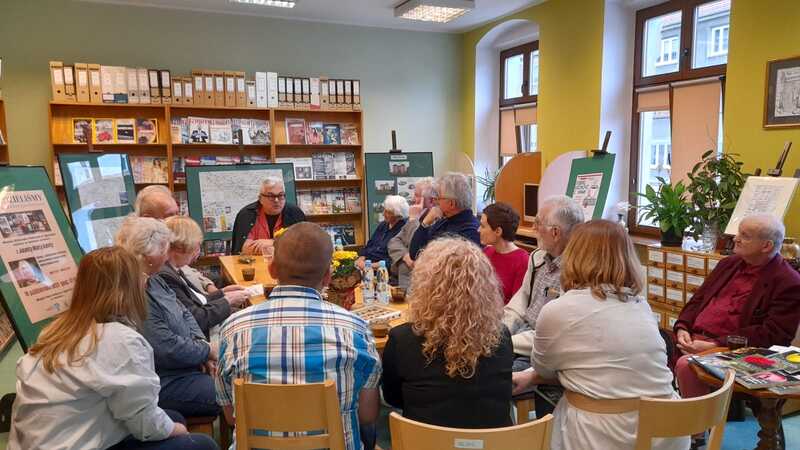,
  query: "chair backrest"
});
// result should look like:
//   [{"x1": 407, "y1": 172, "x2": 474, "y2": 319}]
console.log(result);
[
  {"x1": 635, "y1": 370, "x2": 735, "y2": 450},
  {"x1": 233, "y1": 378, "x2": 346, "y2": 450},
  {"x1": 389, "y1": 411, "x2": 553, "y2": 450}
]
